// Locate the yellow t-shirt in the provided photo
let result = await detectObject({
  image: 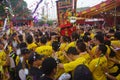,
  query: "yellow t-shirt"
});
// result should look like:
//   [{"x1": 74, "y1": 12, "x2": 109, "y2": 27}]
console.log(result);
[
  {"x1": 91, "y1": 45, "x2": 110, "y2": 58},
  {"x1": 0, "y1": 50, "x2": 6, "y2": 65},
  {"x1": 79, "y1": 52, "x2": 91, "y2": 64},
  {"x1": 116, "y1": 74, "x2": 120, "y2": 80},
  {"x1": 89, "y1": 56, "x2": 107, "y2": 80},
  {"x1": 63, "y1": 57, "x2": 86, "y2": 72},
  {"x1": 35, "y1": 45, "x2": 53, "y2": 56},
  {"x1": 65, "y1": 41, "x2": 76, "y2": 51},
  {"x1": 46, "y1": 41, "x2": 52, "y2": 46},
  {"x1": 90, "y1": 33, "x2": 95, "y2": 39},
  {"x1": 80, "y1": 33, "x2": 84, "y2": 37},
  {"x1": 8, "y1": 46, "x2": 12, "y2": 53},
  {"x1": 107, "y1": 46, "x2": 118, "y2": 74},
  {"x1": 57, "y1": 51, "x2": 69, "y2": 63},
  {"x1": 111, "y1": 40, "x2": 120, "y2": 60},
  {"x1": 55, "y1": 51, "x2": 69, "y2": 79},
  {"x1": 0, "y1": 50, "x2": 6, "y2": 73},
  {"x1": 59, "y1": 43, "x2": 68, "y2": 51},
  {"x1": 27, "y1": 42, "x2": 37, "y2": 50},
  {"x1": 111, "y1": 40, "x2": 120, "y2": 48}
]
